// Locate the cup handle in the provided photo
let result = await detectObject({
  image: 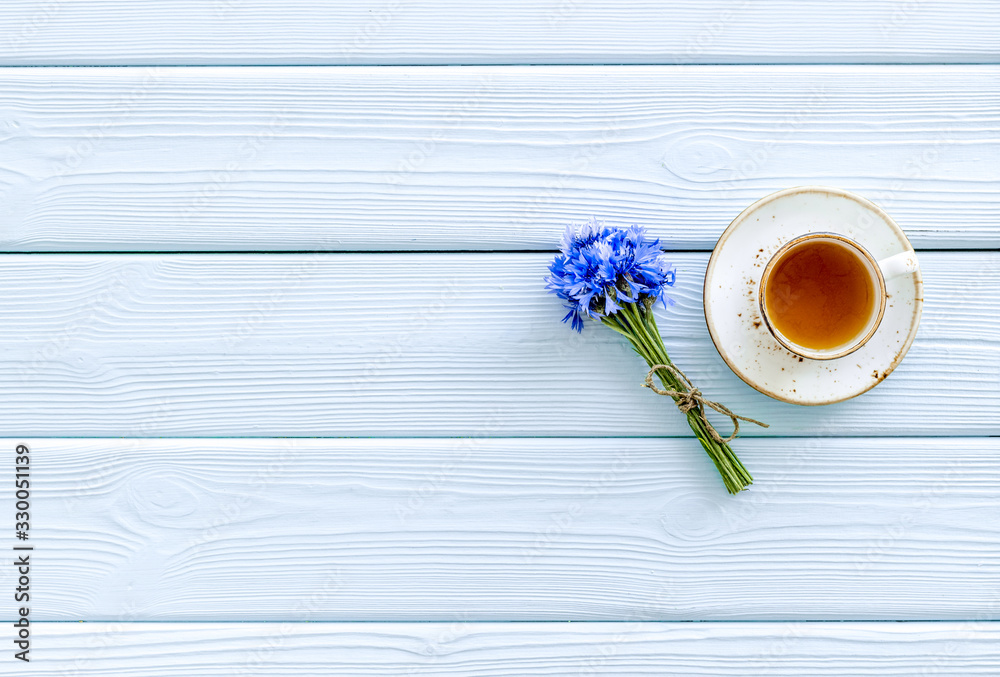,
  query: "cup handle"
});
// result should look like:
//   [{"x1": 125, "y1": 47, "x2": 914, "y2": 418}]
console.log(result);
[{"x1": 877, "y1": 250, "x2": 919, "y2": 280}]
